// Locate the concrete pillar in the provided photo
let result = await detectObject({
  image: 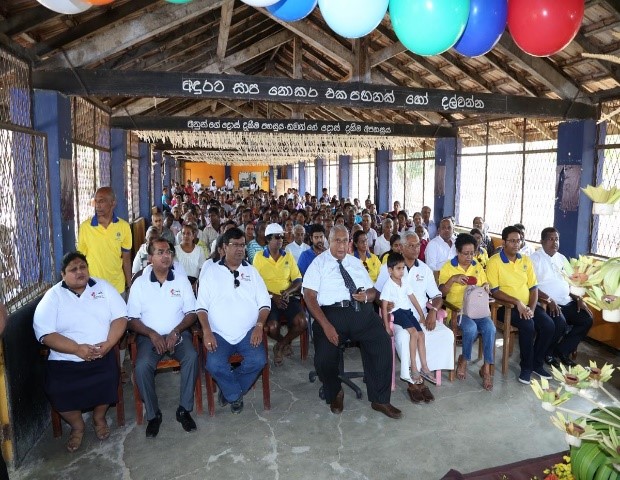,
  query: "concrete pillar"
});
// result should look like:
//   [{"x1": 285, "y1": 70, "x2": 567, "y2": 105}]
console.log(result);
[
  {"x1": 153, "y1": 151, "x2": 163, "y2": 211},
  {"x1": 375, "y1": 149, "x2": 391, "y2": 215},
  {"x1": 339, "y1": 155, "x2": 351, "y2": 200},
  {"x1": 299, "y1": 162, "x2": 306, "y2": 195},
  {"x1": 110, "y1": 129, "x2": 129, "y2": 220},
  {"x1": 434, "y1": 138, "x2": 460, "y2": 223},
  {"x1": 138, "y1": 142, "x2": 151, "y2": 220}
]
